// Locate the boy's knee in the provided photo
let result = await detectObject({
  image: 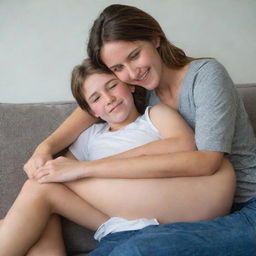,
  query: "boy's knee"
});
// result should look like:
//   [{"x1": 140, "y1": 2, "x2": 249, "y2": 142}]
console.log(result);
[{"x1": 21, "y1": 179, "x2": 60, "y2": 200}]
